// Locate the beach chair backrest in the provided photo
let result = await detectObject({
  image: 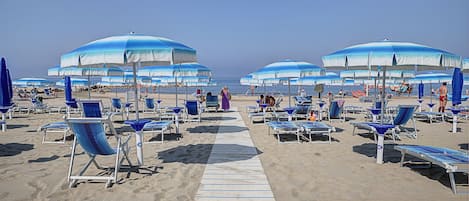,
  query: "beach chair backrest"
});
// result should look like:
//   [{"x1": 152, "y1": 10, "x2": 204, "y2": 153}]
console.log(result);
[
  {"x1": 79, "y1": 100, "x2": 103, "y2": 118},
  {"x1": 329, "y1": 101, "x2": 340, "y2": 118},
  {"x1": 145, "y1": 98, "x2": 155, "y2": 109},
  {"x1": 66, "y1": 118, "x2": 116, "y2": 156},
  {"x1": 393, "y1": 105, "x2": 417, "y2": 125},
  {"x1": 294, "y1": 105, "x2": 310, "y2": 115},
  {"x1": 206, "y1": 95, "x2": 218, "y2": 107},
  {"x1": 111, "y1": 98, "x2": 122, "y2": 109},
  {"x1": 186, "y1": 100, "x2": 199, "y2": 115}
]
